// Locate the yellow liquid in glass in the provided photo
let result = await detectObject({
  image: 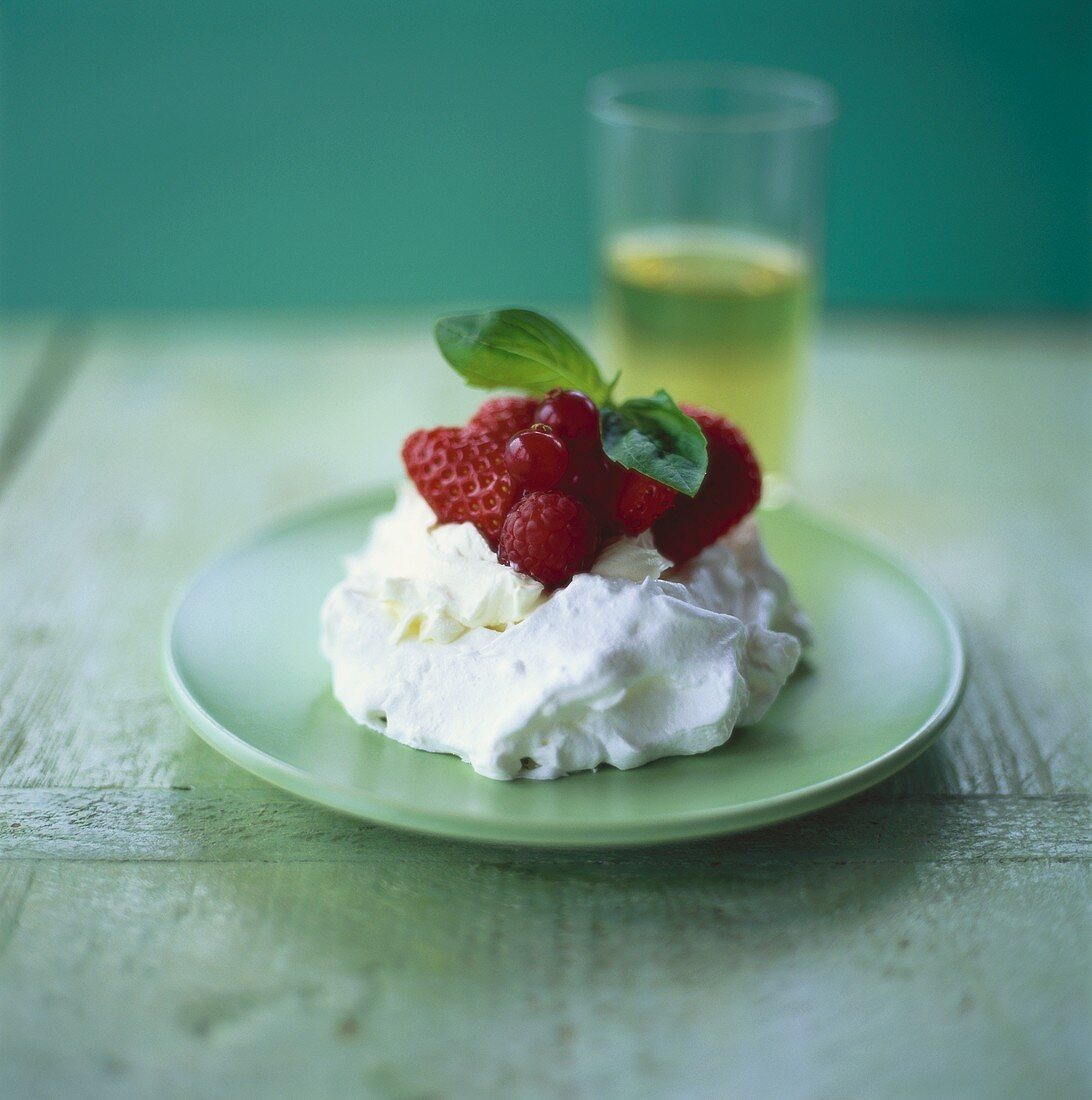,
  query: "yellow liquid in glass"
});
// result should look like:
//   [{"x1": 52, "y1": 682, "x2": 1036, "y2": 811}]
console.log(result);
[{"x1": 603, "y1": 226, "x2": 814, "y2": 475}]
